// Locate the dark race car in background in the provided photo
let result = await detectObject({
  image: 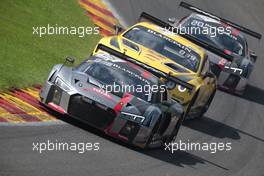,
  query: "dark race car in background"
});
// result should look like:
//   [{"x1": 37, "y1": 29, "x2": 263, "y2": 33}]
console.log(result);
[
  {"x1": 40, "y1": 48, "x2": 187, "y2": 149},
  {"x1": 168, "y1": 1, "x2": 262, "y2": 95}
]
